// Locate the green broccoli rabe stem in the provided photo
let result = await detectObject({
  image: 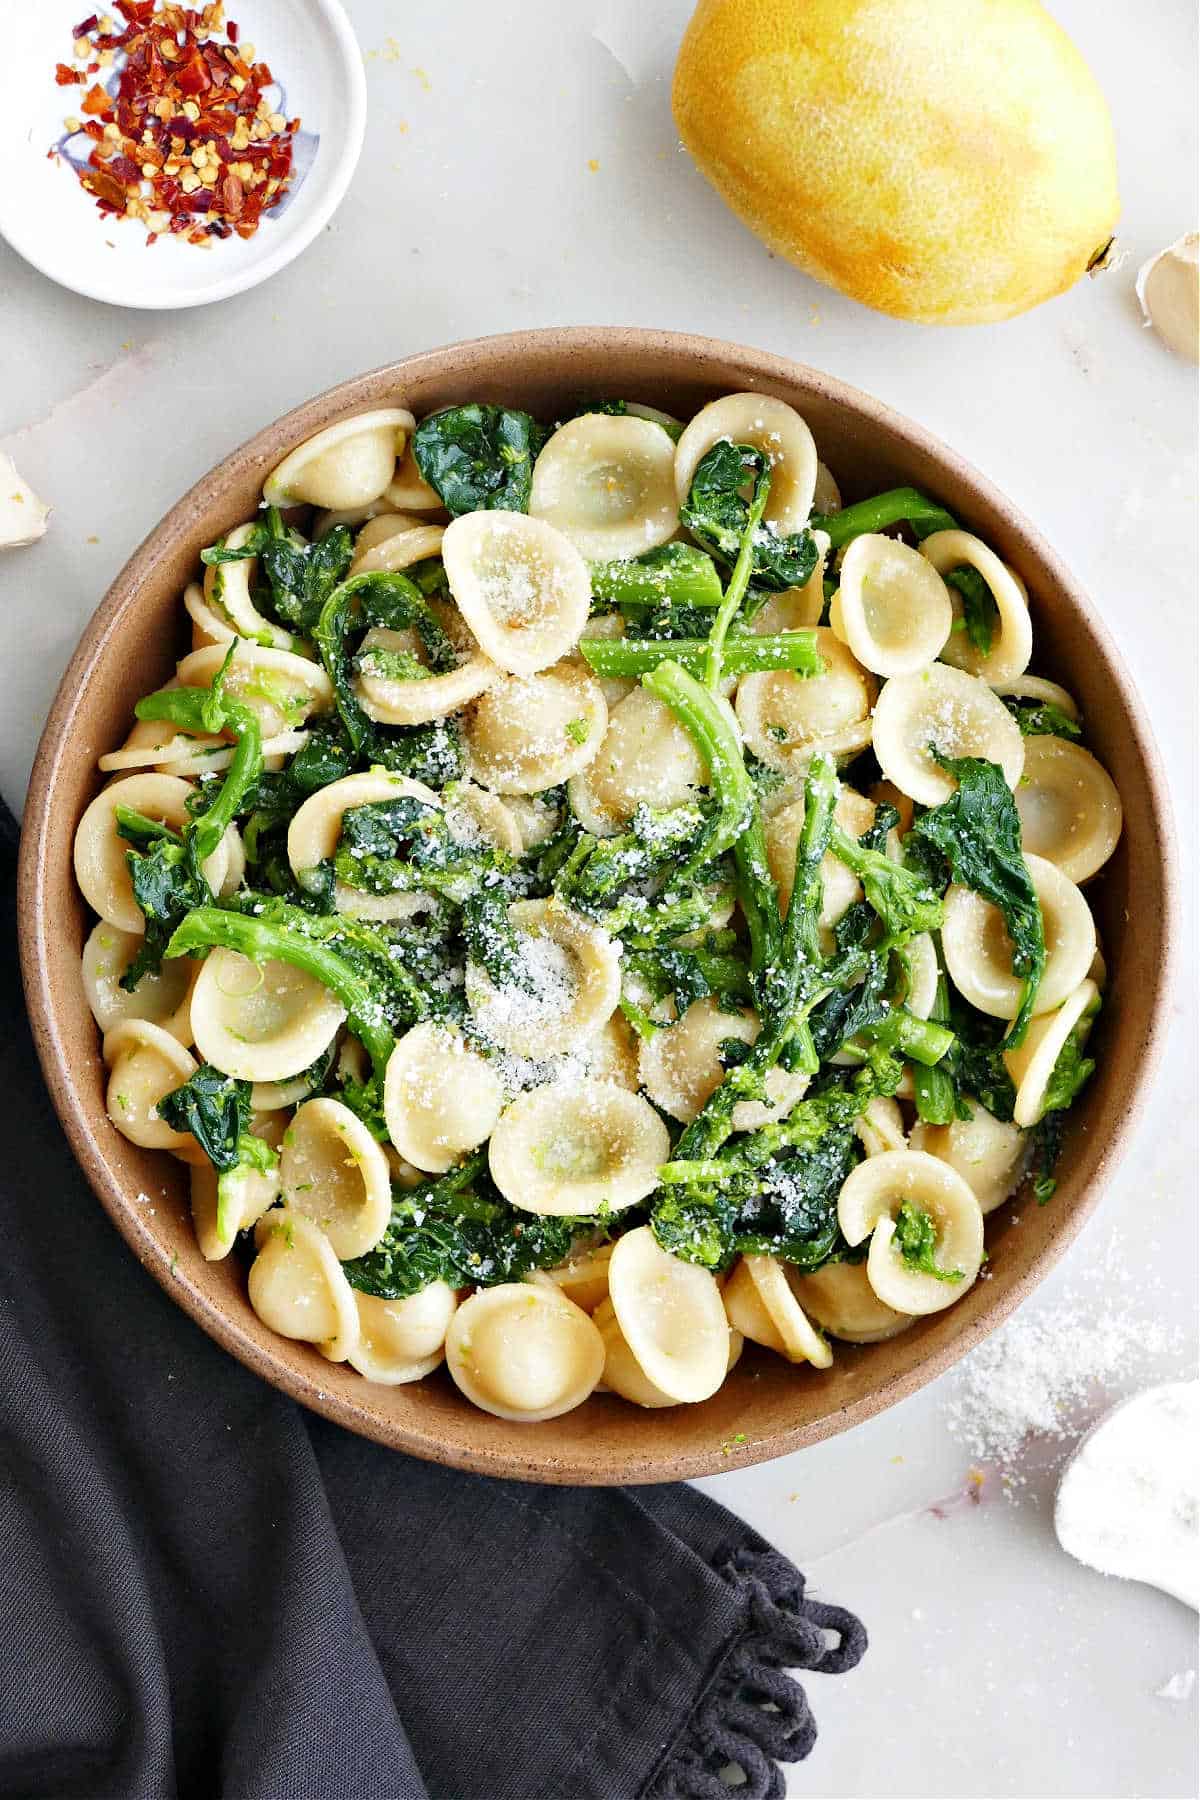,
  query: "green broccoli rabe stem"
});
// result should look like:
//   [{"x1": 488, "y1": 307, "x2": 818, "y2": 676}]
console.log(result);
[
  {"x1": 664, "y1": 756, "x2": 837, "y2": 1168},
  {"x1": 850, "y1": 1007, "x2": 955, "y2": 1067},
  {"x1": 828, "y1": 823, "x2": 944, "y2": 942},
  {"x1": 135, "y1": 673, "x2": 263, "y2": 862},
  {"x1": 641, "y1": 659, "x2": 779, "y2": 974},
  {"x1": 578, "y1": 631, "x2": 824, "y2": 680},
  {"x1": 812, "y1": 487, "x2": 958, "y2": 550},
  {"x1": 704, "y1": 464, "x2": 771, "y2": 691},
  {"x1": 588, "y1": 544, "x2": 724, "y2": 612},
  {"x1": 913, "y1": 970, "x2": 959, "y2": 1124},
  {"x1": 164, "y1": 906, "x2": 395, "y2": 1077}
]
